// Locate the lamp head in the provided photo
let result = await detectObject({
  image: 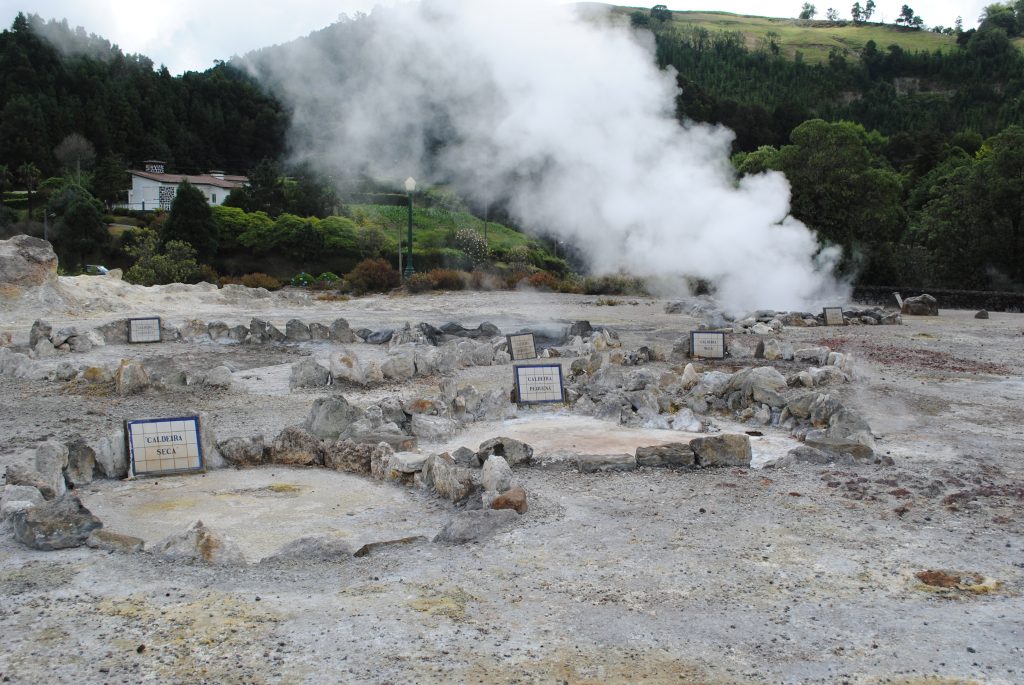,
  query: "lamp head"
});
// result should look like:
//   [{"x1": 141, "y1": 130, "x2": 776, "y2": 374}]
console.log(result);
[{"x1": 404, "y1": 177, "x2": 417, "y2": 192}]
